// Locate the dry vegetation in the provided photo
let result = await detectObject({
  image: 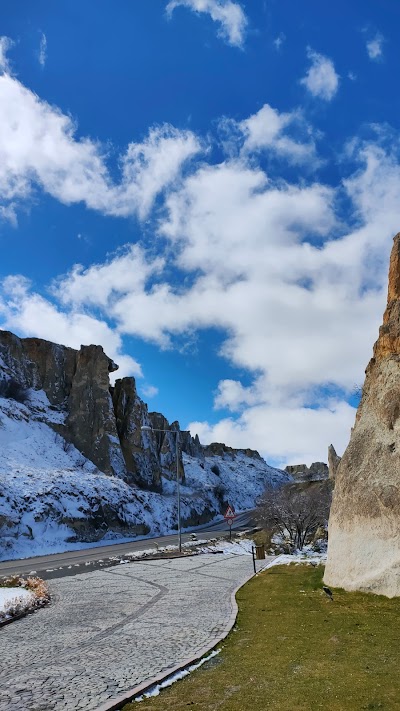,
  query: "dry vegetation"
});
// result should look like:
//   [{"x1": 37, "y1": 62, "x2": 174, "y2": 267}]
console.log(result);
[
  {"x1": 0, "y1": 575, "x2": 50, "y2": 622},
  {"x1": 123, "y1": 565, "x2": 400, "y2": 711}
]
